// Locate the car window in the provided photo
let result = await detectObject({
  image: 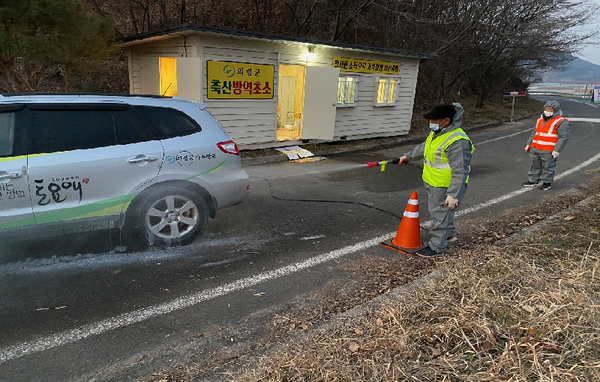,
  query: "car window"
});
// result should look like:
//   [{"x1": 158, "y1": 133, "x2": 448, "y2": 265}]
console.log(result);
[
  {"x1": 133, "y1": 106, "x2": 201, "y2": 139},
  {"x1": 114, "y1": 107, "x2": 157, "y2": 145},
  {"x1": 28, "y1": 110, "x2": 117, "y2": 154},
  {"x1": 0, "y1": 112, "x2": 16, "y2": 157},
  {"x1": 0, "y1": 109, "x2": 27, "y2": 157}
]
